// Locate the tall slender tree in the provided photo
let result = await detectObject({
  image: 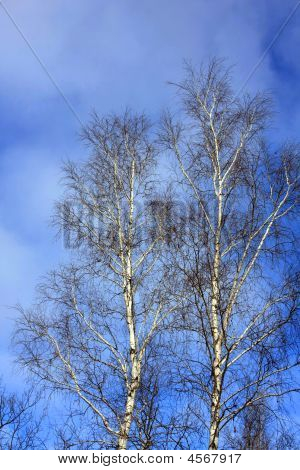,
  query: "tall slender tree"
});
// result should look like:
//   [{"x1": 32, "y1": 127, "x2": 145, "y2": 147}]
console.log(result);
[
  {"x1": 15, "y1": 111, "x2": 176, "y2": 449},
  {"x1": 160, "y1": 59, "x2": 300, "y2": 449}
]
